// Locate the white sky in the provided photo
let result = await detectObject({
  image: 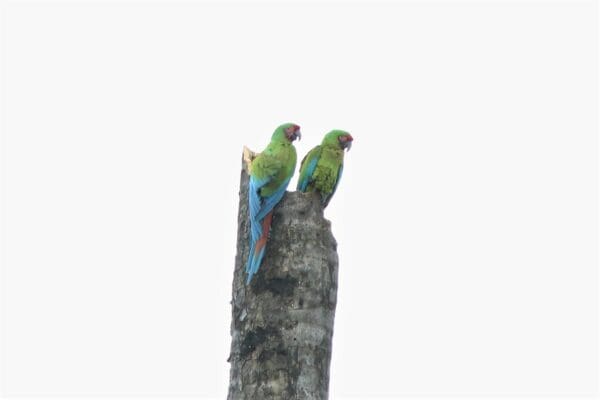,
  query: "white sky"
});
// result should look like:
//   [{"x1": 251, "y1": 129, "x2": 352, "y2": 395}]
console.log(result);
[{"x1": 1, "y1": 1, "x2": 597, "y2": 399}]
